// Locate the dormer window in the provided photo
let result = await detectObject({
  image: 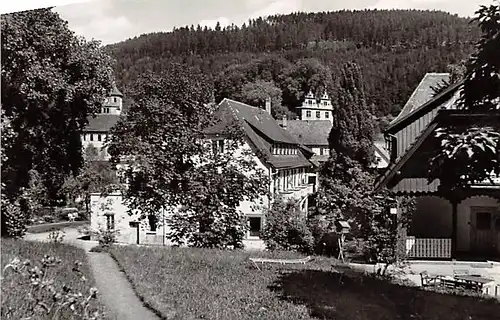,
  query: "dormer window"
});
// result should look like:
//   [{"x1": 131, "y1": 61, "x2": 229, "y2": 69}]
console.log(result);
[{"x1": 212, "y1": 139, "x2": 224, "y2": 154}]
